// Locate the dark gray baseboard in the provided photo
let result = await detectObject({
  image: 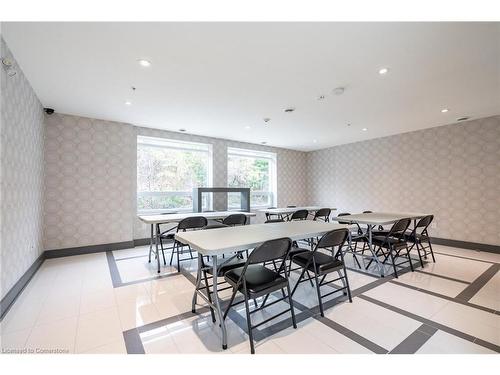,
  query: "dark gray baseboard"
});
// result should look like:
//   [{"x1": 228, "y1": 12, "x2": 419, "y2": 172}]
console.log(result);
[
  {"x1": 431, "y1": 237, "x2": 500, "y2": 254},
  {"x1": 44, "y1": 240, "x2": 136, "y2": 259},
  {"x1": 133, "y1": 238, "x2": 151, "y2": 247},
  {"x1": 0, "y1": 253, "x2": 45, "y2": 320}
]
